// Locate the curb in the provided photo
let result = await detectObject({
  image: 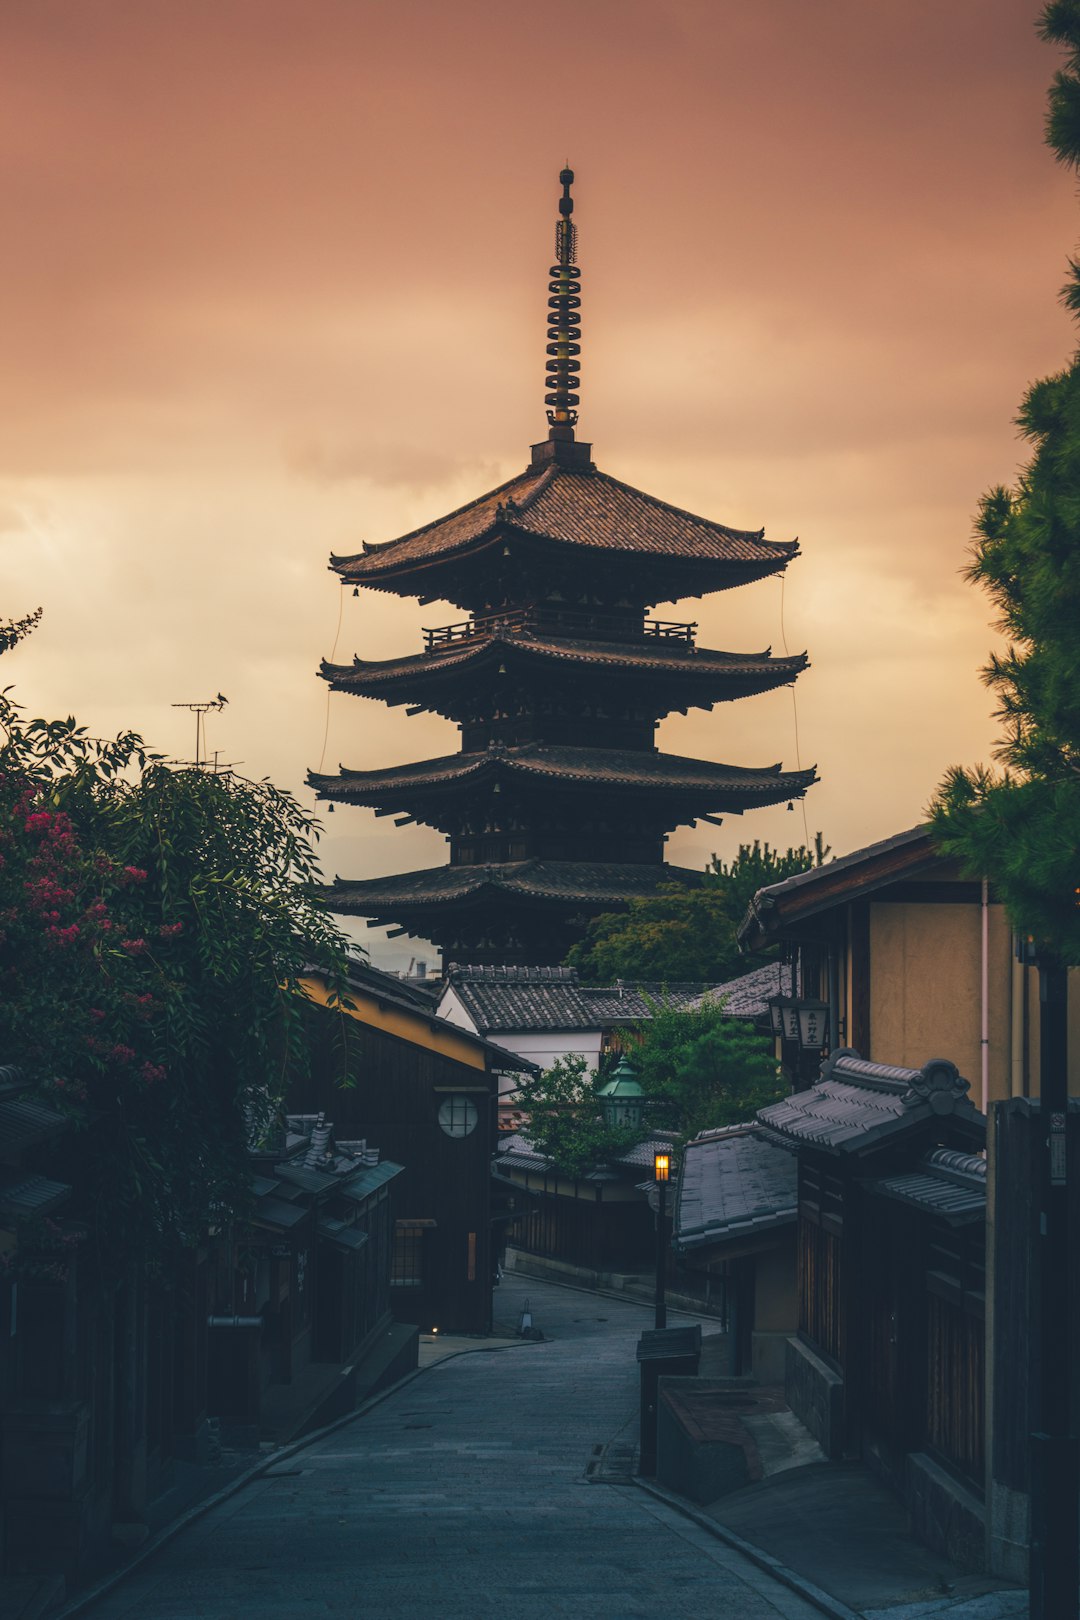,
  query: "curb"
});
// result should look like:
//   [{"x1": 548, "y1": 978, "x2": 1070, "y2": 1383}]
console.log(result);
[
  {"x1": 53, "y1": 1334, "x2": 538, "y2": 1619},
  {"x1": 633, "y1": 1477, "x2": 863, "y2": 1620}
]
